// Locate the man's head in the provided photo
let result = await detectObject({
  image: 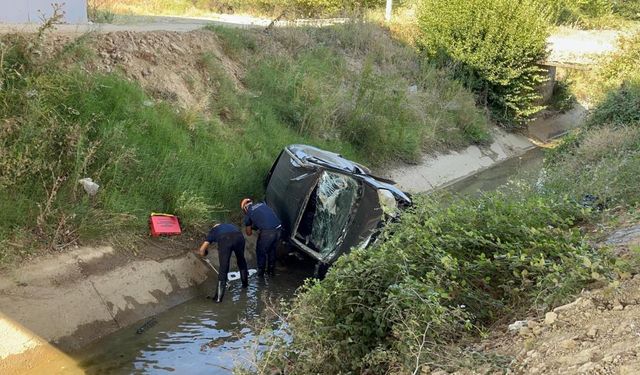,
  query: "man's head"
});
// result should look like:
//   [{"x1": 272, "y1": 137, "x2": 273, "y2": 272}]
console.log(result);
[{"x1": 241, "y1": 198, "x2": 252, "y2": 213}]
